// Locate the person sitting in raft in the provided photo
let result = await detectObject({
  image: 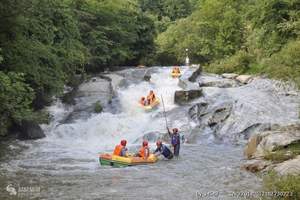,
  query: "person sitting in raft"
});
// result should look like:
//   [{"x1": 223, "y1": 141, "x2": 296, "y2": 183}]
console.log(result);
[
  {"x1": 172, "y1": 67, "x2": 176, "y2": 73},
  {"x1": 168, "y1": 128, "x2": 181, "y2": 158},
  {"x1": 154, "y1": 140, "x2": 173, "y2": 159},
  {"x1": 113, "y1": 139, "x2": 128, "y2": 157},
  {"x1": 147, "y1": 90, "x2": 156, "y2": 104},
  {"x1": 136, "y1": 140, "x2": 150, "y2": 159},
  {"x1": 172, "y1": 66, "x2": 180, "y2": 74},
  {"x1": 140, "y1": 97, "x2": 147, "y2": 106}
]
